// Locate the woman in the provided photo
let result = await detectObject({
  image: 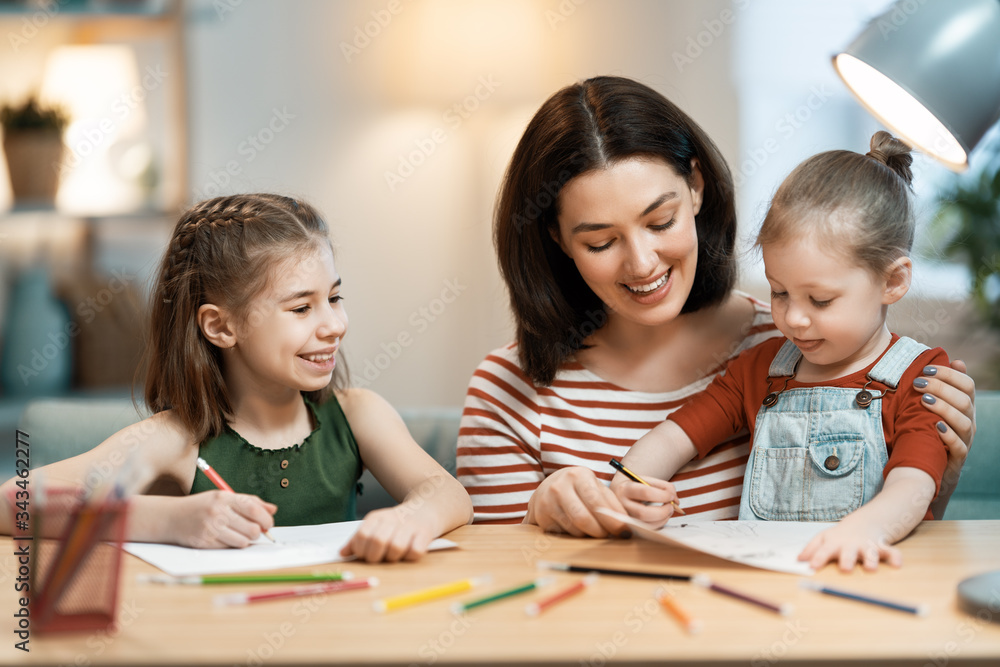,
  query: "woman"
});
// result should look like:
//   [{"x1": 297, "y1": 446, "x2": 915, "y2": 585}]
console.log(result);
[{"x1": 456, "y1": 76, "x2": 975, "y2": 537}]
